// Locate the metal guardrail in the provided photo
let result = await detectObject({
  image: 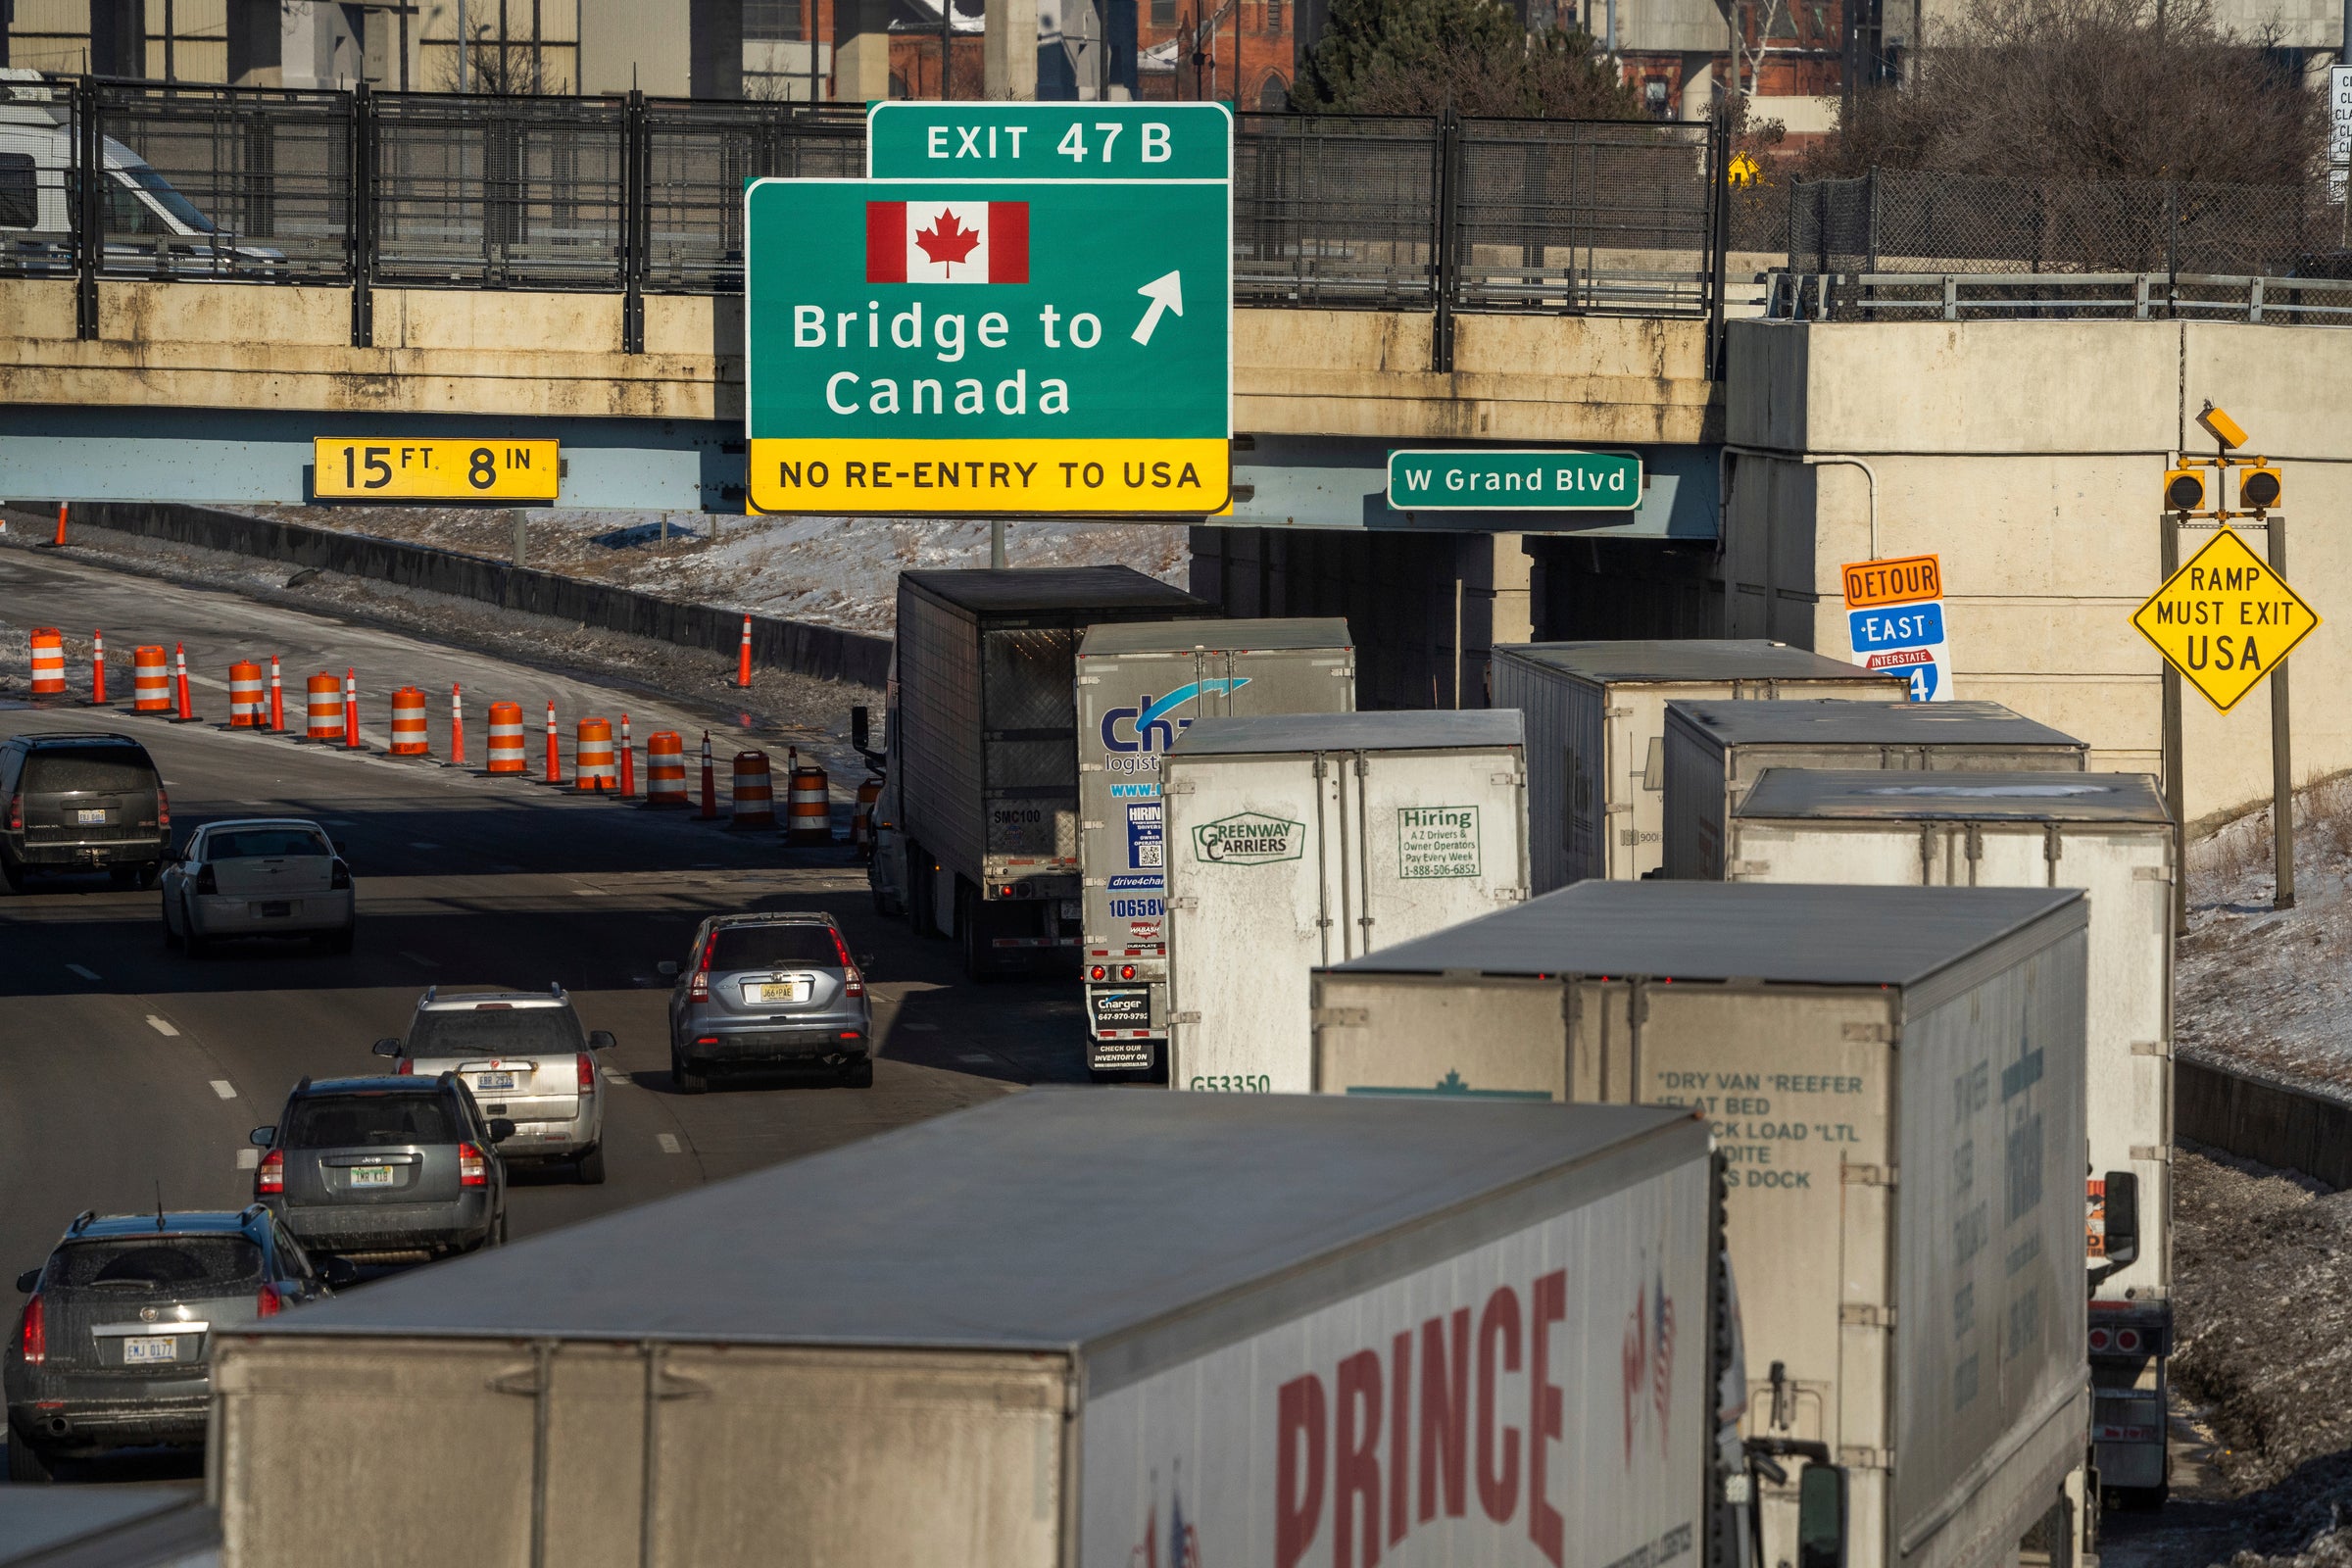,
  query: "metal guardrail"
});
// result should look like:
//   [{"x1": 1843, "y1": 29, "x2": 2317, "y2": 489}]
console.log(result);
[
  {"x1": 1767, "y1": 269, "x2": 2352, "y2": 324},
  {"x1": 4, "y1": 77, "x2": 1728, "y2": 364}
]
